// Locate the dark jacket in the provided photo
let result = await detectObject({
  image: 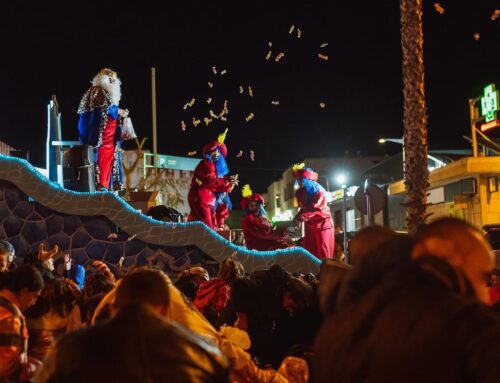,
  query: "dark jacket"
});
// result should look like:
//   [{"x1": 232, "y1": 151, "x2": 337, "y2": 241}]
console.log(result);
[
  {"x1": 37, "y1": 304, "x2": 230, "y2": 383},
  {"x1": 313, "y1": 257, "x2": 500, "y2": 383}
]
